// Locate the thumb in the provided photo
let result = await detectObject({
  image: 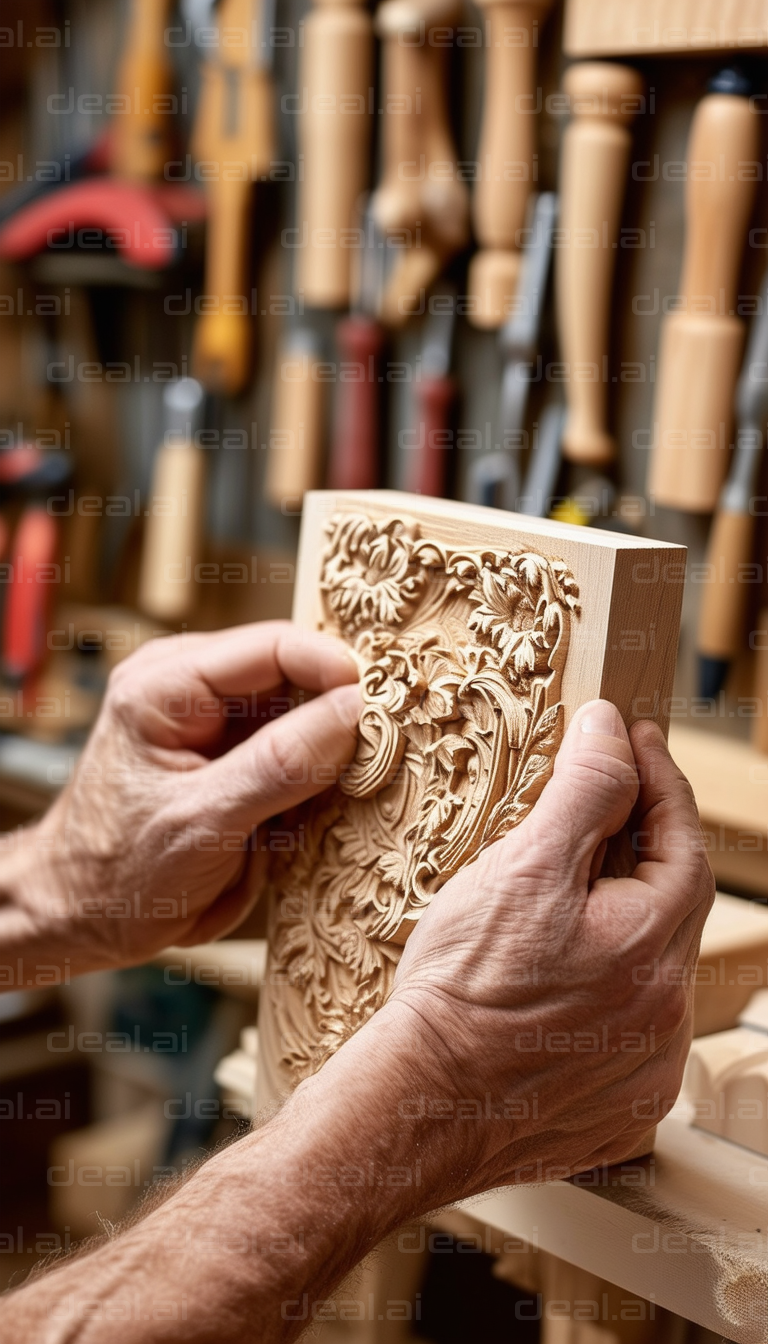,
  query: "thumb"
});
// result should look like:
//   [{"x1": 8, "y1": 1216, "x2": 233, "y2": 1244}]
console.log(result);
[
  {"x1": 189, "y1": 681, "x2": 362, "y2": 832},
  {"x1": 510, "y1": 699, "x2": 639, "y2": 886}
]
